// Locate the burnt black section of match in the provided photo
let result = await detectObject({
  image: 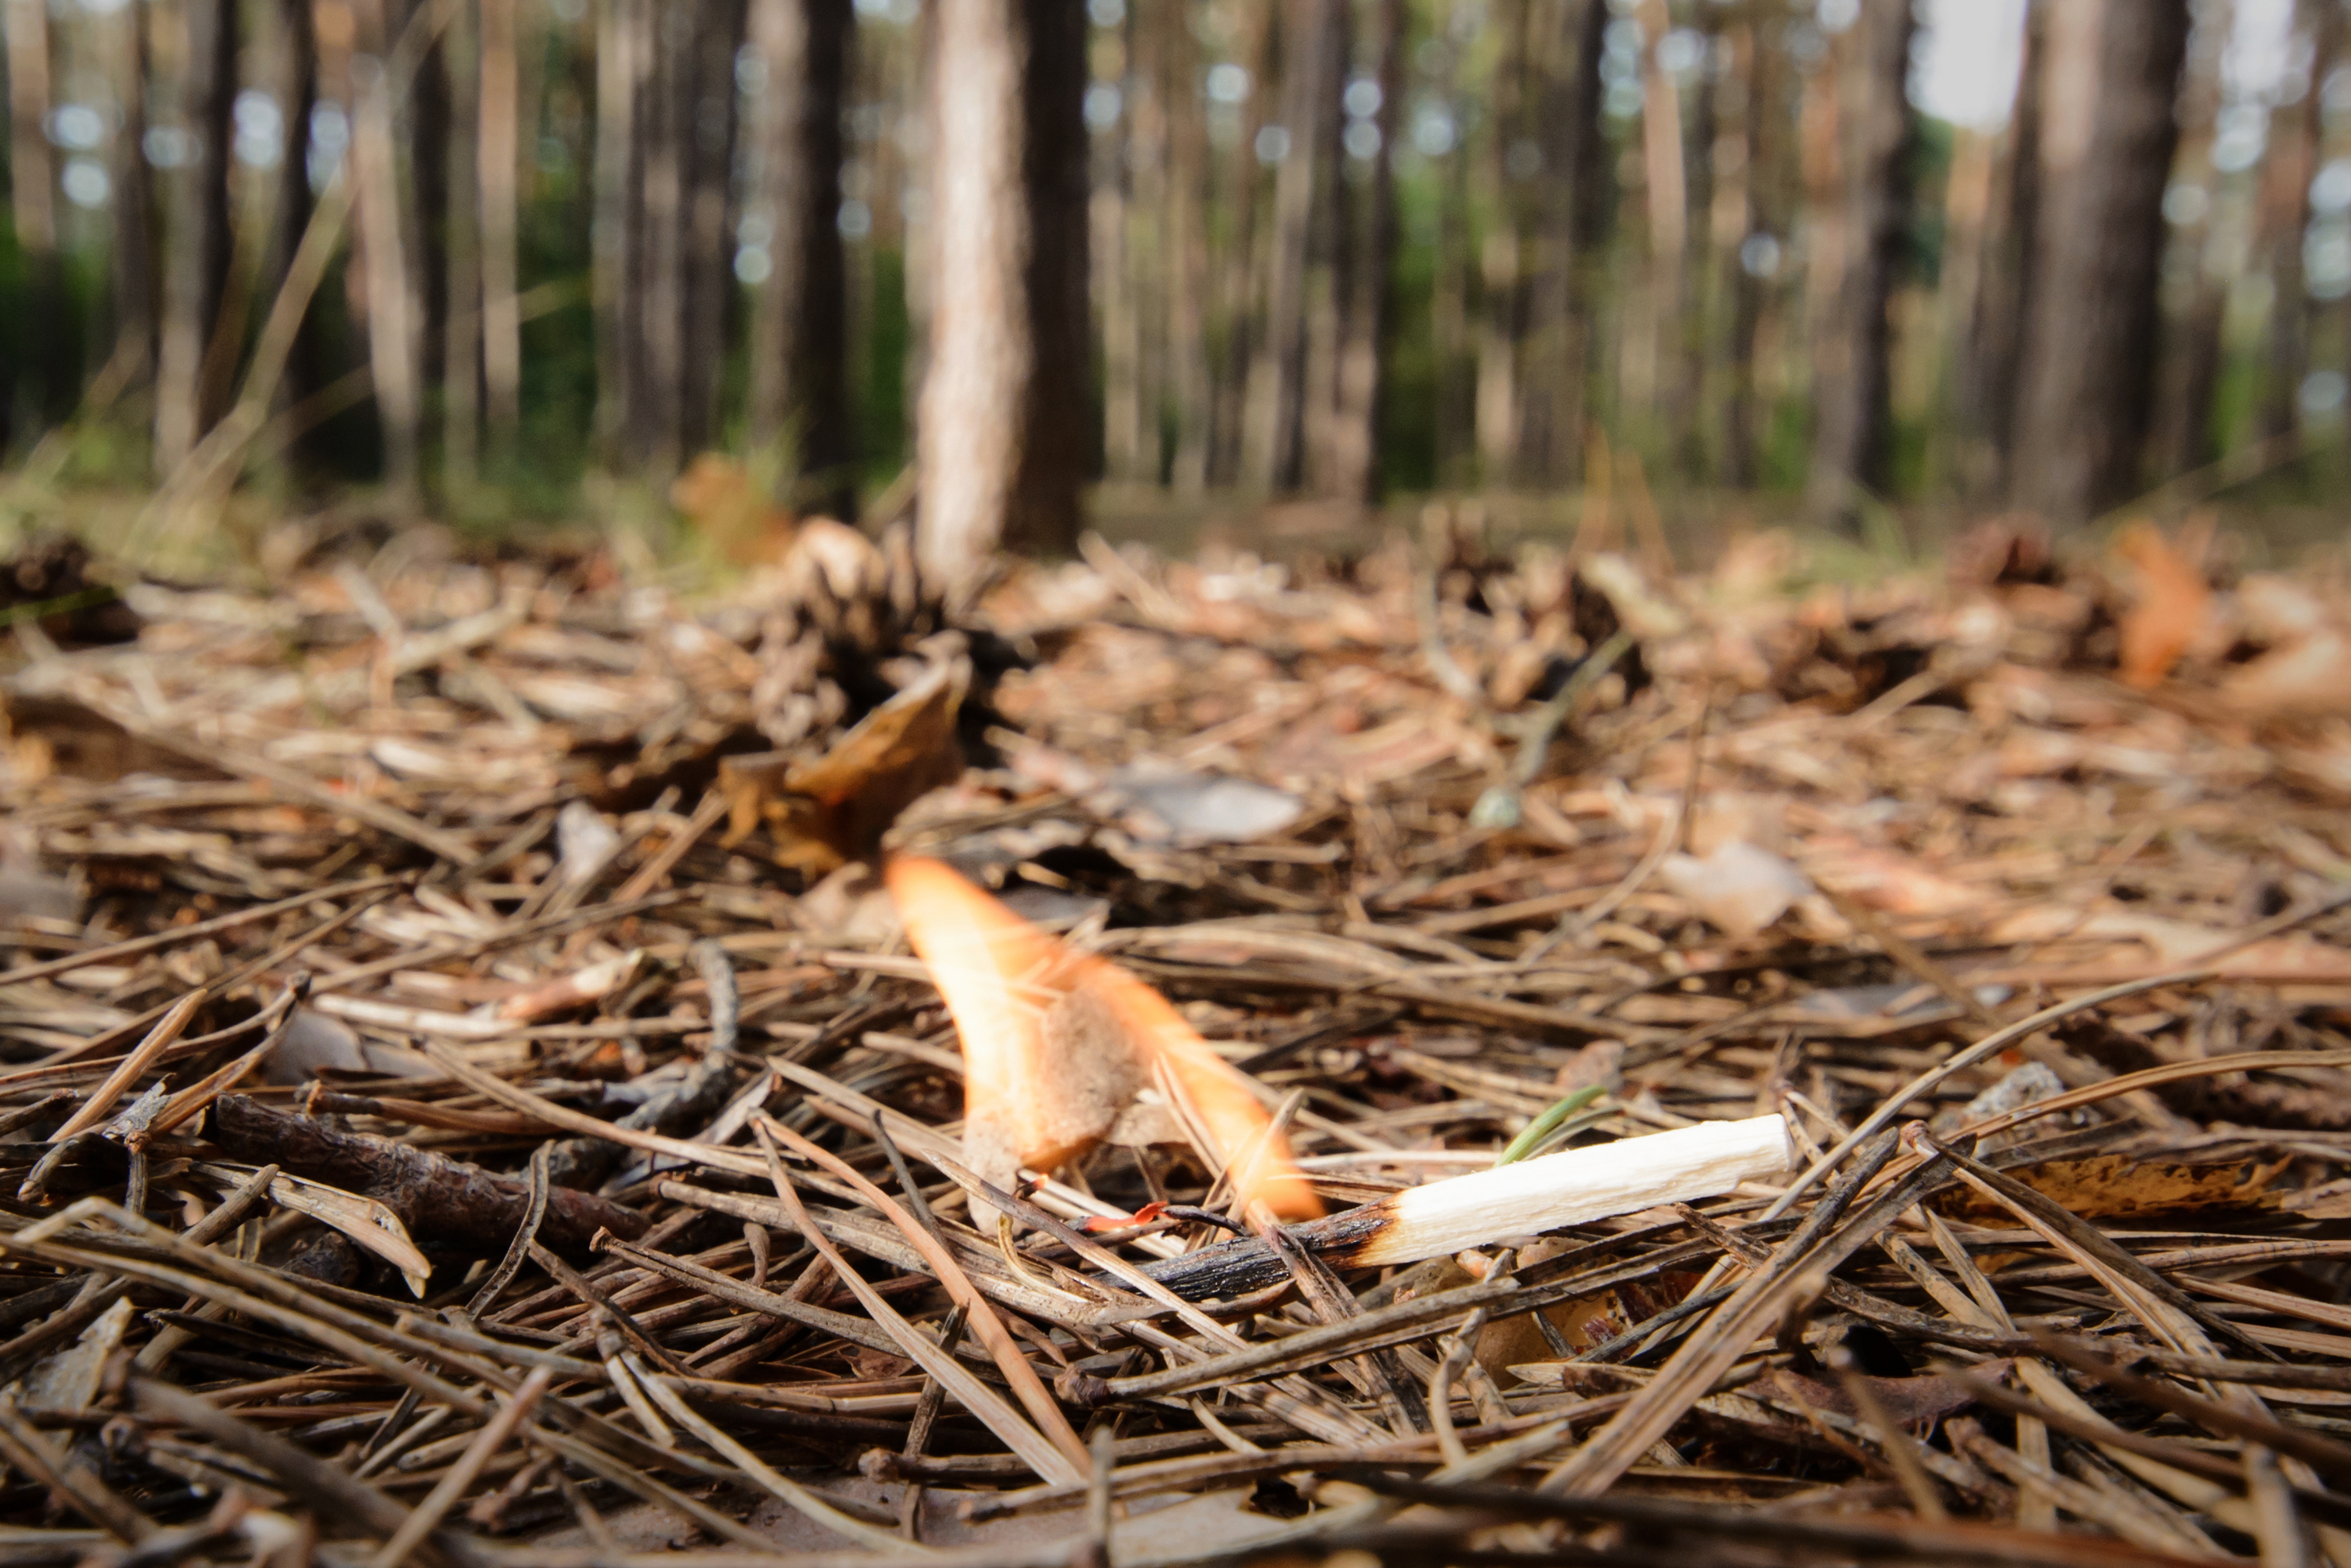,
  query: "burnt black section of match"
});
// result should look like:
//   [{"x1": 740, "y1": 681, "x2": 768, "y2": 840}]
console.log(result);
[{"x1": 1139, "y1": 1207, "x2": 1391, "y2": 1299}]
